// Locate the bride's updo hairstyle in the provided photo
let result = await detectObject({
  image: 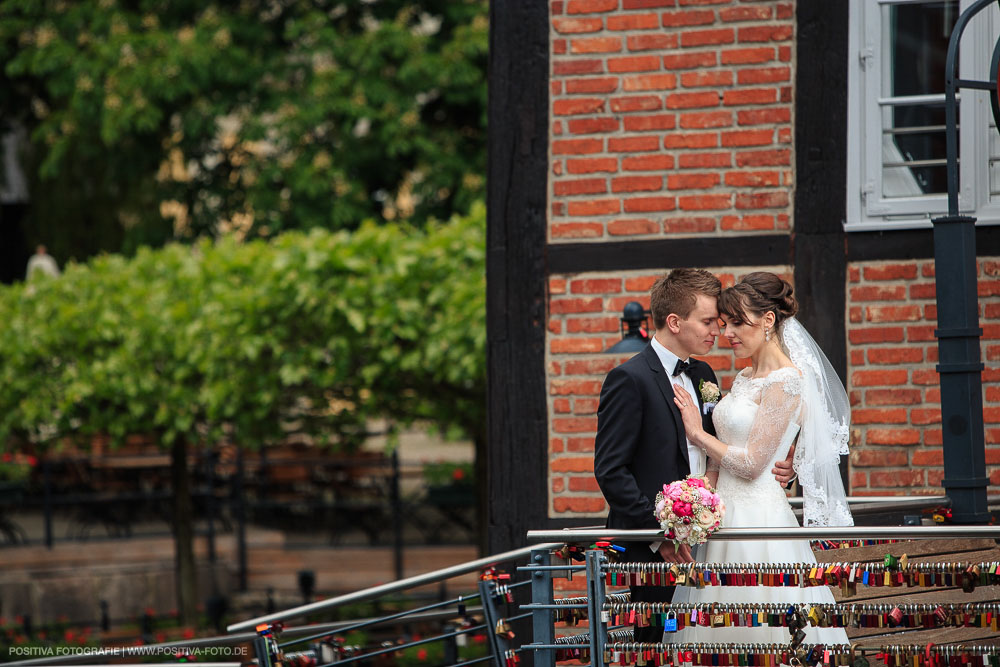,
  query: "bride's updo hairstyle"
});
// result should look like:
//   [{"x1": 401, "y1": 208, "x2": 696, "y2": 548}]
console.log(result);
[{"x1": 718, "y1": 271, "x2": 798, "y2": 330}]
